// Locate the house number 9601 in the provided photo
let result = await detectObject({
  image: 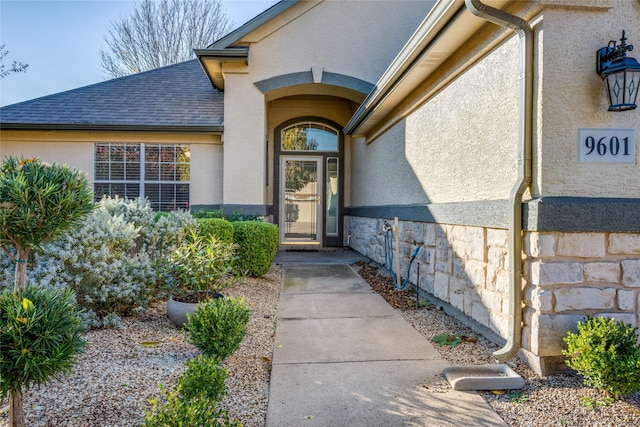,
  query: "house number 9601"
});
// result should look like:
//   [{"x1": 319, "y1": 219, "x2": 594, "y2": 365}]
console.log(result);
[
  {"x1": 584, "y1": 136, "x2": 630, "y2": 156},
  {"x1": 578, "y1": 129, "x2": 636, "y2": 163}
]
